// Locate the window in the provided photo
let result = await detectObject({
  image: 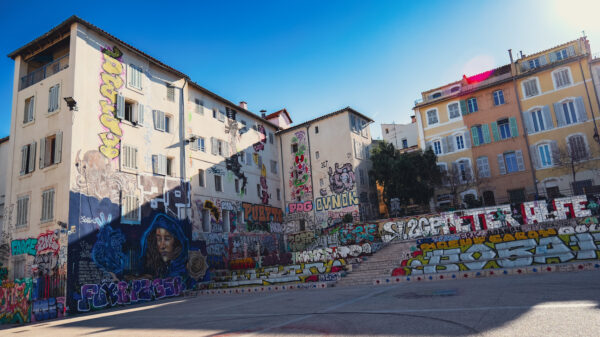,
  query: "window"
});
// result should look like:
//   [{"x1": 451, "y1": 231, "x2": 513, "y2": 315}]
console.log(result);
[
  {"x1": 195, "y1": 99, "x2": 204, "y2": 114},
  {"x1": 455, "y1": 135, "x2": 465, "y2": 150},
  {"x1": 20, "y1": 142, "x2": 36, "y2": 175},
  {"x1": 226, "y1": 107, "x2": 236, "y2": 120},
  {"x1": 196, "y1": 137, "x2": 206, "y2": 152},
  {"x1": 198, "y1": 169, "x2": 205, "y2": 187},
  {"x1": 129, "y1": 64, "x2": 142, "y2": 89},
  {"x1": 121, "y1": 145, "x2": 138, "y2": 170},
  {"x1": 268, "y1": 132, "x2": 274, "y2": 144},
  {"x1": 166, "y1": 157, "x2": 173, "y2": 176},
  {"x1": 246, "y1": 152, "x2": 253, "y2": 166},
  {"x1": 214, "y1": 175, "x2": 223, "y2": 192},
  {"x1": 13, "y1": 258, "x2": 25, "y2": 279},
  {"x1": 16, "y1": 195, "x2": 29, "y2": 228},
  {"x1": 212, "y1": 109, "x2": 218, "y2": 119},
  {"x1": 472, "y1": 125, "x2": 485, "y2": 146},
  {"x1": 40, "y1": 132, "x2": 62, "y2": 169},
  {"x1": 467, "y1": 98, "x2": 478, "y2": 113},
  {"x1": 523, "y1": 79, "x2": 539, "y2": 98},
  {"x1": 433, "y1": 140, "x2": 442, "y2": 155},
  {"x1": 546, "y1": 186, "x2": 561, "y2": 199},
  {"x1": 152, "y1": 154, "x2": 168, "y2": 175},
  {"x1": 315, "y1": 126, "x2": 319, "y2": 134},
  {"x1": 528, "y1": 58, "x2": 540, "y2": 69},
  {"x1": 124, "y1": 101, "x2": 135, "y2": 123},
  {"x1": 201, "y1": 209, "x2": 210, "y2": 232},
  {"x1": 402, "y1": 138, "x2": 408, "y2": 148},
  {"x1": 235, "y1": 179, "x2": 240, "y2": 193},
  {"x1": 276, "y1": 188, "x2": 281, "y2": 201},
  {"x1": 291, "y1": 144, "x2": 298, "y2": 153},
  {"x1": 431, "y1": 92, "x2": 442, "y2": 99},
  {"x1": 385, "y1": 128, "x2": 389, "y2": 134},
  {"x1": 427, "y1": 109, "x2": 438, "y2": 125},
  {"x1": 24, "y1": 96, "x2": 35, "y2": 123},
  {"x1": 270, "y1": 160, "x2": 278, "y2": 174},
  {"x1": 538, "y1": 144, "x2": 553, "y2": 168},
  {"x1": 553, "y1": 68, "x2": 571, "y2": 88},
  {"x1": 476, "y1": 156, "x2": 490, "y2": 178},
  {"x1": 451, "y1": 86, "x2": 460, "y2": 93},
  {"x1": 457, "y1": 160, "x2": 470, "y2": 182},
  {"x1": 153, "y1": 110, "x2": 166, "y2": 131},
  {"x1": 166, "y1": 84, "x2": 175, "y2": 102},
  {"x1": 555, "y1": 48, "x2": 568, "y2": 61},
  {"x1": 504, "y1": 152, "x2": 518, "y2": 173},
  {"x1": 531, "y1": 109, "x2": 546, "y2": 132},
  {"x1": 493, "y1": 90, "x2": 505, "y2": 106},
  {"x1": 210, "y1": 138, "x2": 228, "y2": 157},
  {"x1": 562, "y1": 101, "x2": 577, "y2": 125},
  {"x1": 315, "y1": 151, "x2": 320, "y2": 159},
  {"x1": 121, "y1": 194, "x2": 140, "y2": 223},
  {"x1": 568, "y1": 135, "x2": 588, "y2": 161},
  {"x1": 448, "y1": 103, "x2": 460, "y2": 119},
  {"x1": 165, "y1": 115, "x2": 172, "y2": 133},
  {"x1": 48, "y1": 84, "x2": 60, "y2": 113},
  {"x1": 498, "y1": 119, "x2": 511, "y2": 139},
  {"x1": 218, "y1": 110, "x2": 226, "y2": 122}
]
